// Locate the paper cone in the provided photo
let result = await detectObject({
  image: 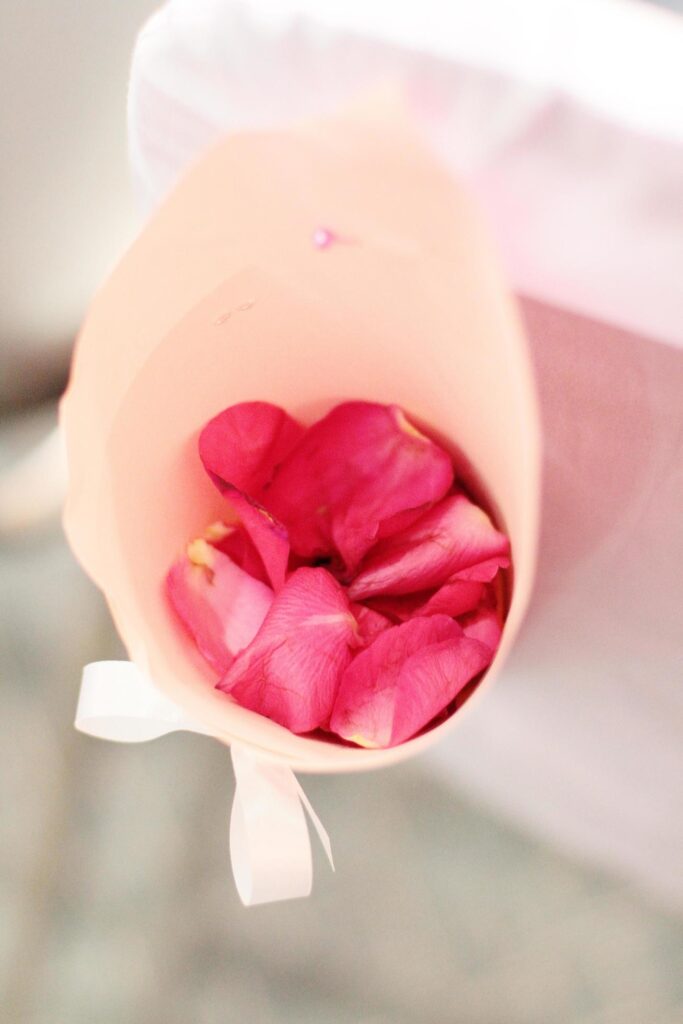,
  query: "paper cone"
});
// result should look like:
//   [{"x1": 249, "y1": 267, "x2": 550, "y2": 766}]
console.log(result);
[{"x1": 61, "y1": 111, "x2": 541, "y2": 772}]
